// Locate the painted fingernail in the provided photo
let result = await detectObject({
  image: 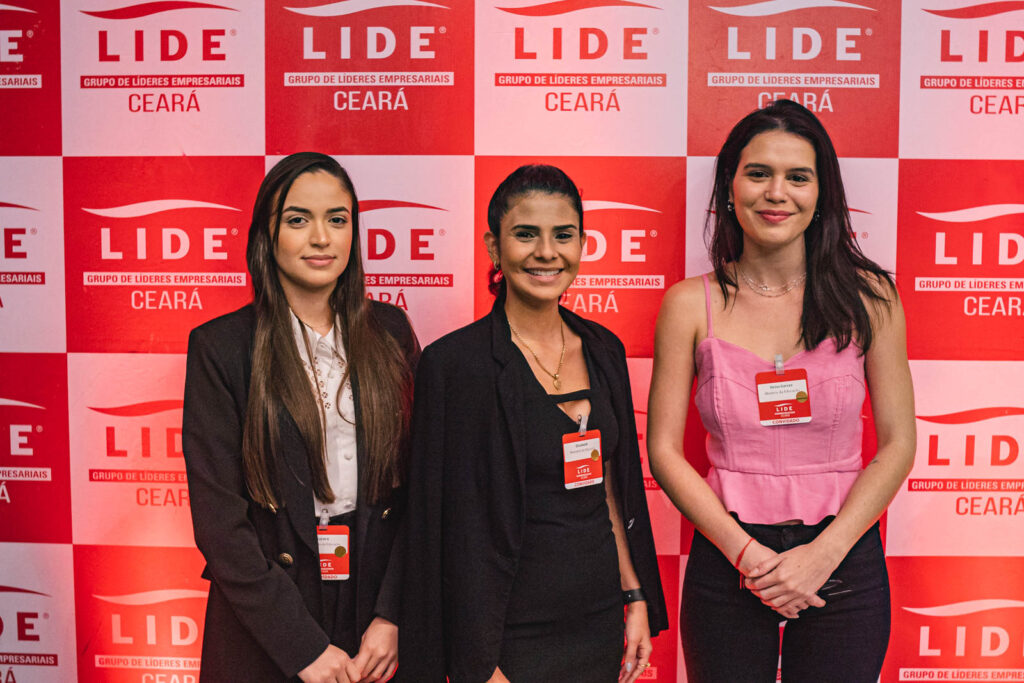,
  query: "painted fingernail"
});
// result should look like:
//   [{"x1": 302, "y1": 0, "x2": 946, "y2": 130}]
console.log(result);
[{"x1": 626, "y1": 662, "x2": 633, "y2": 672}]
